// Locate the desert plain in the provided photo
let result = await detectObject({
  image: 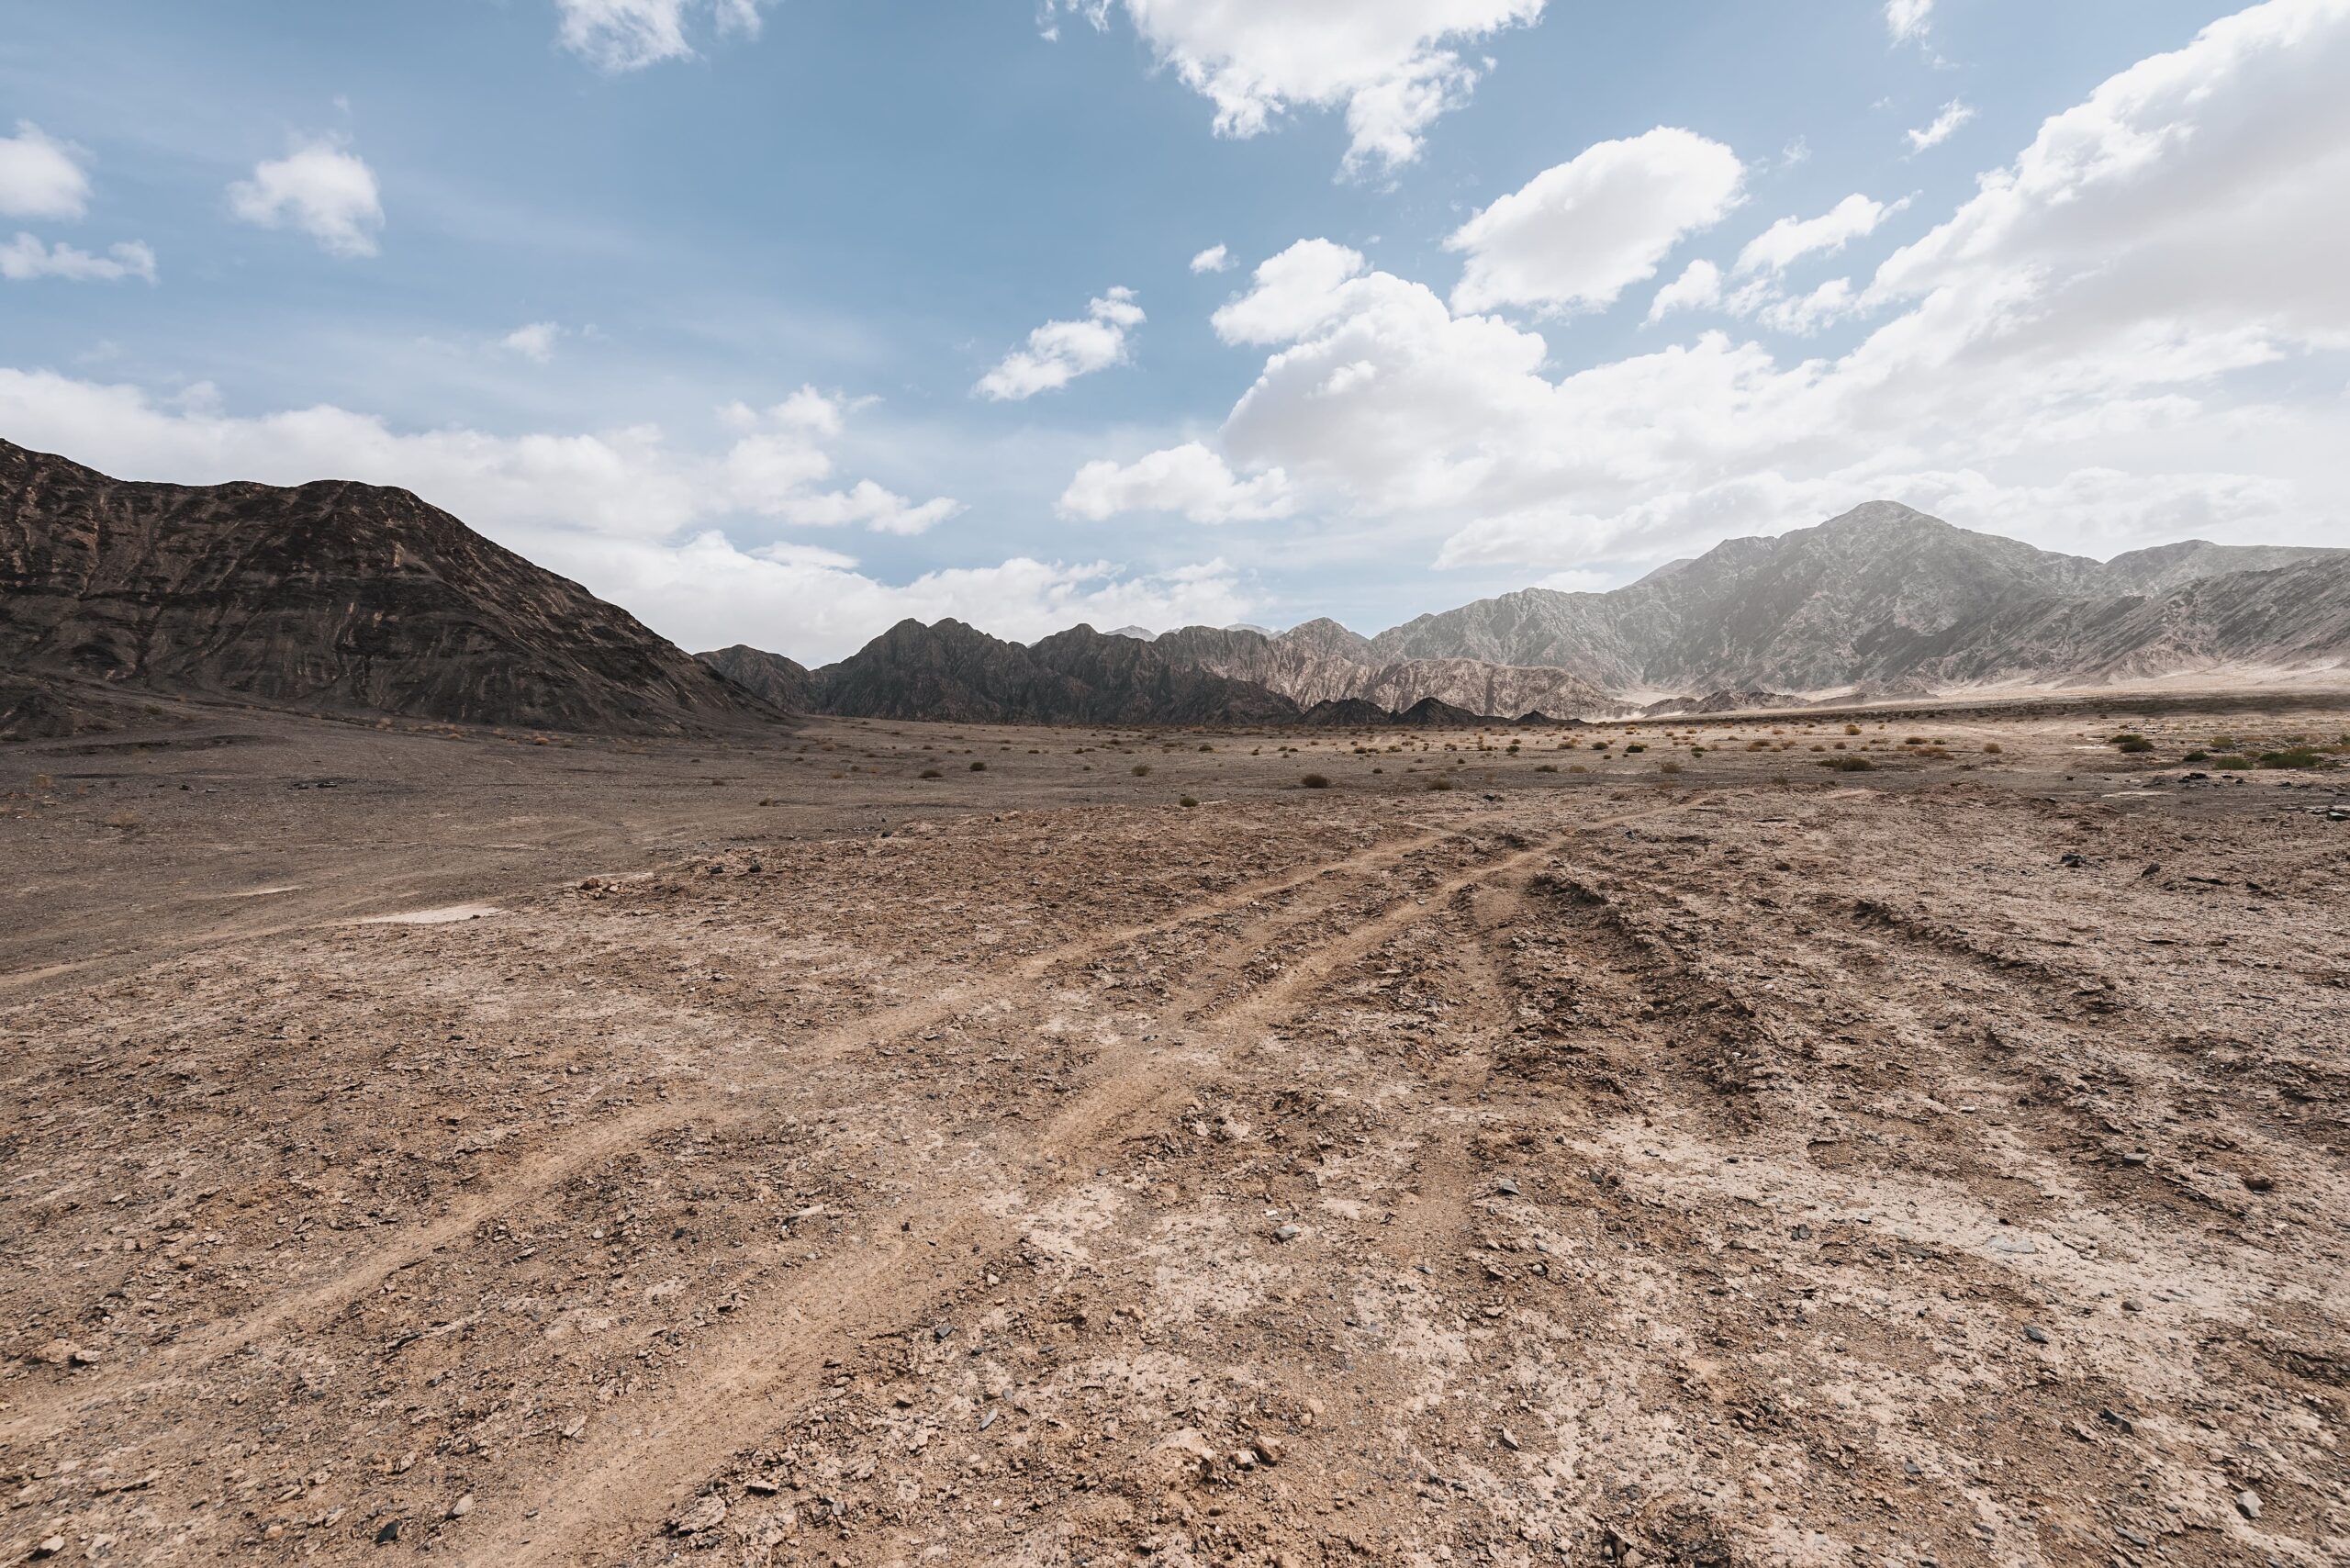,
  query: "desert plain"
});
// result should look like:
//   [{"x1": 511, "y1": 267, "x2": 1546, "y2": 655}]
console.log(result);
[{"x1": 2, "y1": 693, "x2": 2345, "y2": 1568}]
